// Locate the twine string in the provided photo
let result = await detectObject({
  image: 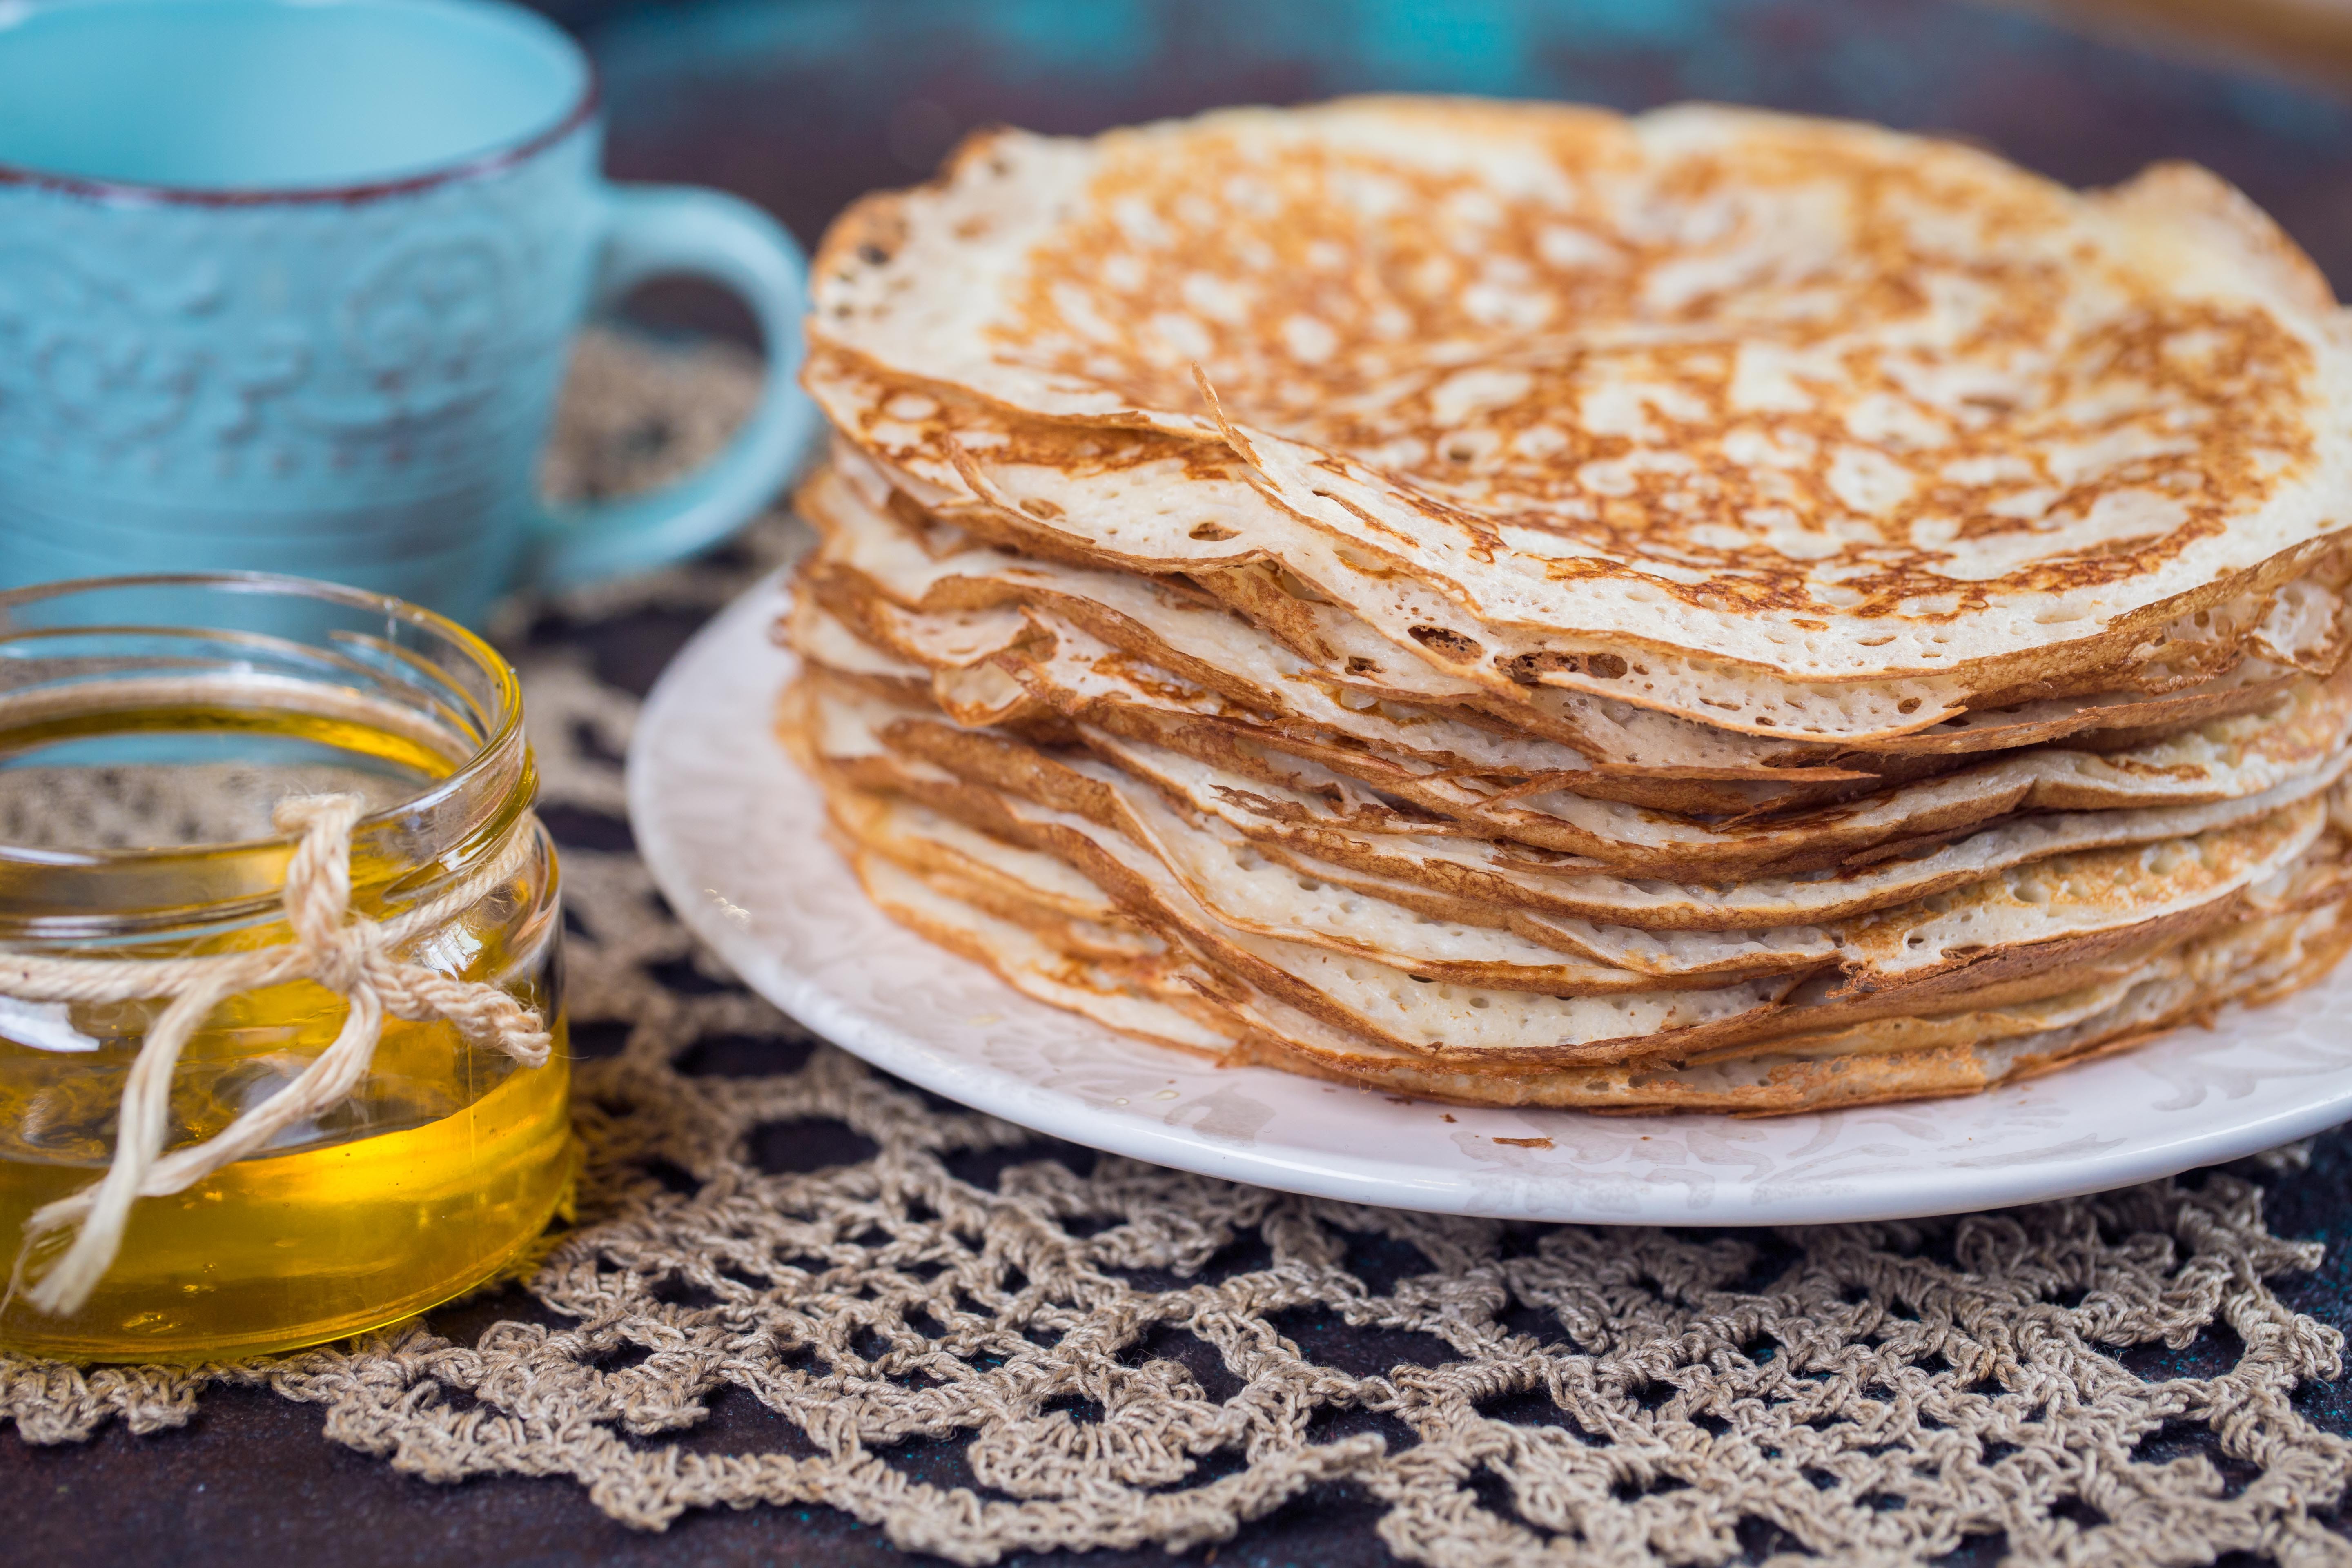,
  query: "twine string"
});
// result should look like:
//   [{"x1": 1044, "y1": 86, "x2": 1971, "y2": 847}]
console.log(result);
[{"x1": 0, "y1": 793, "x2": 552, "y2": 1317}]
